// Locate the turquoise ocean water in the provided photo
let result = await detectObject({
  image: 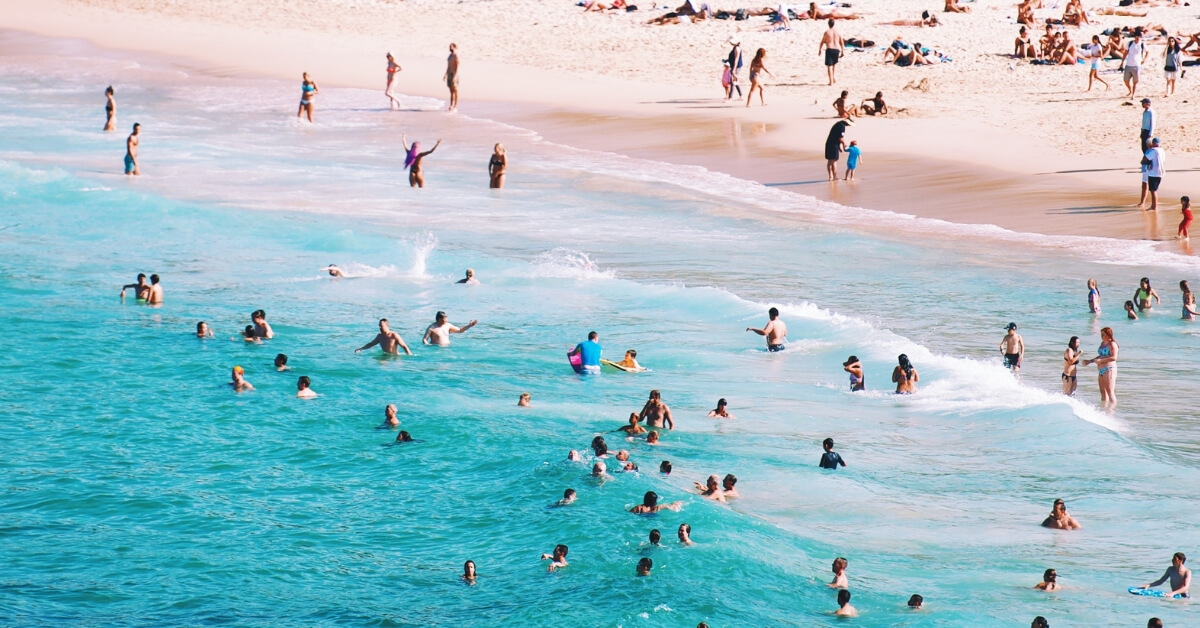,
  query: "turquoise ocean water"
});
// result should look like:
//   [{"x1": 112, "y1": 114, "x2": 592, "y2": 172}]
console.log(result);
[{"x1": 1, "y1": 33, "x2": 1198, "y2": 626}]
